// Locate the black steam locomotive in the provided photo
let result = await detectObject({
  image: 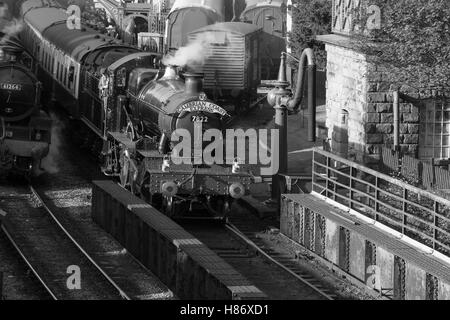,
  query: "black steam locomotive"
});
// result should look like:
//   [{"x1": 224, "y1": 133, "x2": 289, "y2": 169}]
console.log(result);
[
  {"x1": 18, "y1": 0, "x2": 256, "y2": 217},
  {"x1": 0, "y1": 38, "x2": 52, "y2": 176}
]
